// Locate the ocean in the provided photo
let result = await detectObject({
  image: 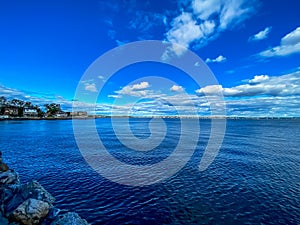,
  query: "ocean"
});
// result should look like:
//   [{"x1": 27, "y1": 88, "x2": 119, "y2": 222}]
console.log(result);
[{"x1": 0, "y1": 118, "x2": 299, "y2": 224}]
